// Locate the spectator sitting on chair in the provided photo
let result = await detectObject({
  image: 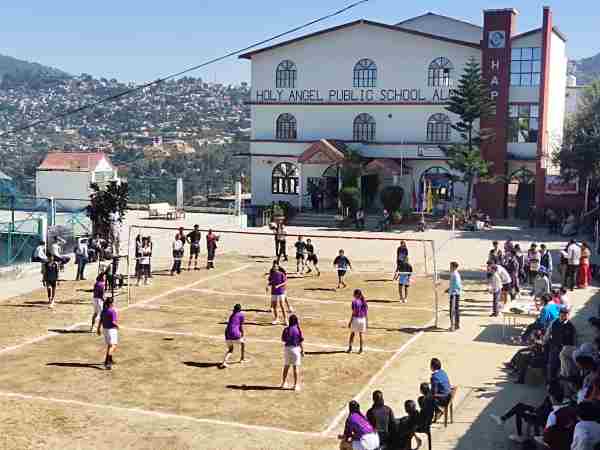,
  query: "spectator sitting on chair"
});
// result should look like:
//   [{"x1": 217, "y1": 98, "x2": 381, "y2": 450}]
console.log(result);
[
  {"x1": 490, "y1": 382, "x2": 554, "y2": 443},
  {"x1": 366, "y1": 390, "x2": 396, "y2": 449},
  {"x1": 417, "y1": 213, "x2": 426, "y2": 232},
  {"x1": 429, "y1": 358, "x2": 451, "y2": 413},
  {"x1": 506, "y1": 338, "x2": 546, "y2": 384},
  {"x1": 521, "y1": 294, "x2": 559, "y2": 344},
  {"x1": 379, "y1": 209, "x2": 391, "y2": 231}
]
